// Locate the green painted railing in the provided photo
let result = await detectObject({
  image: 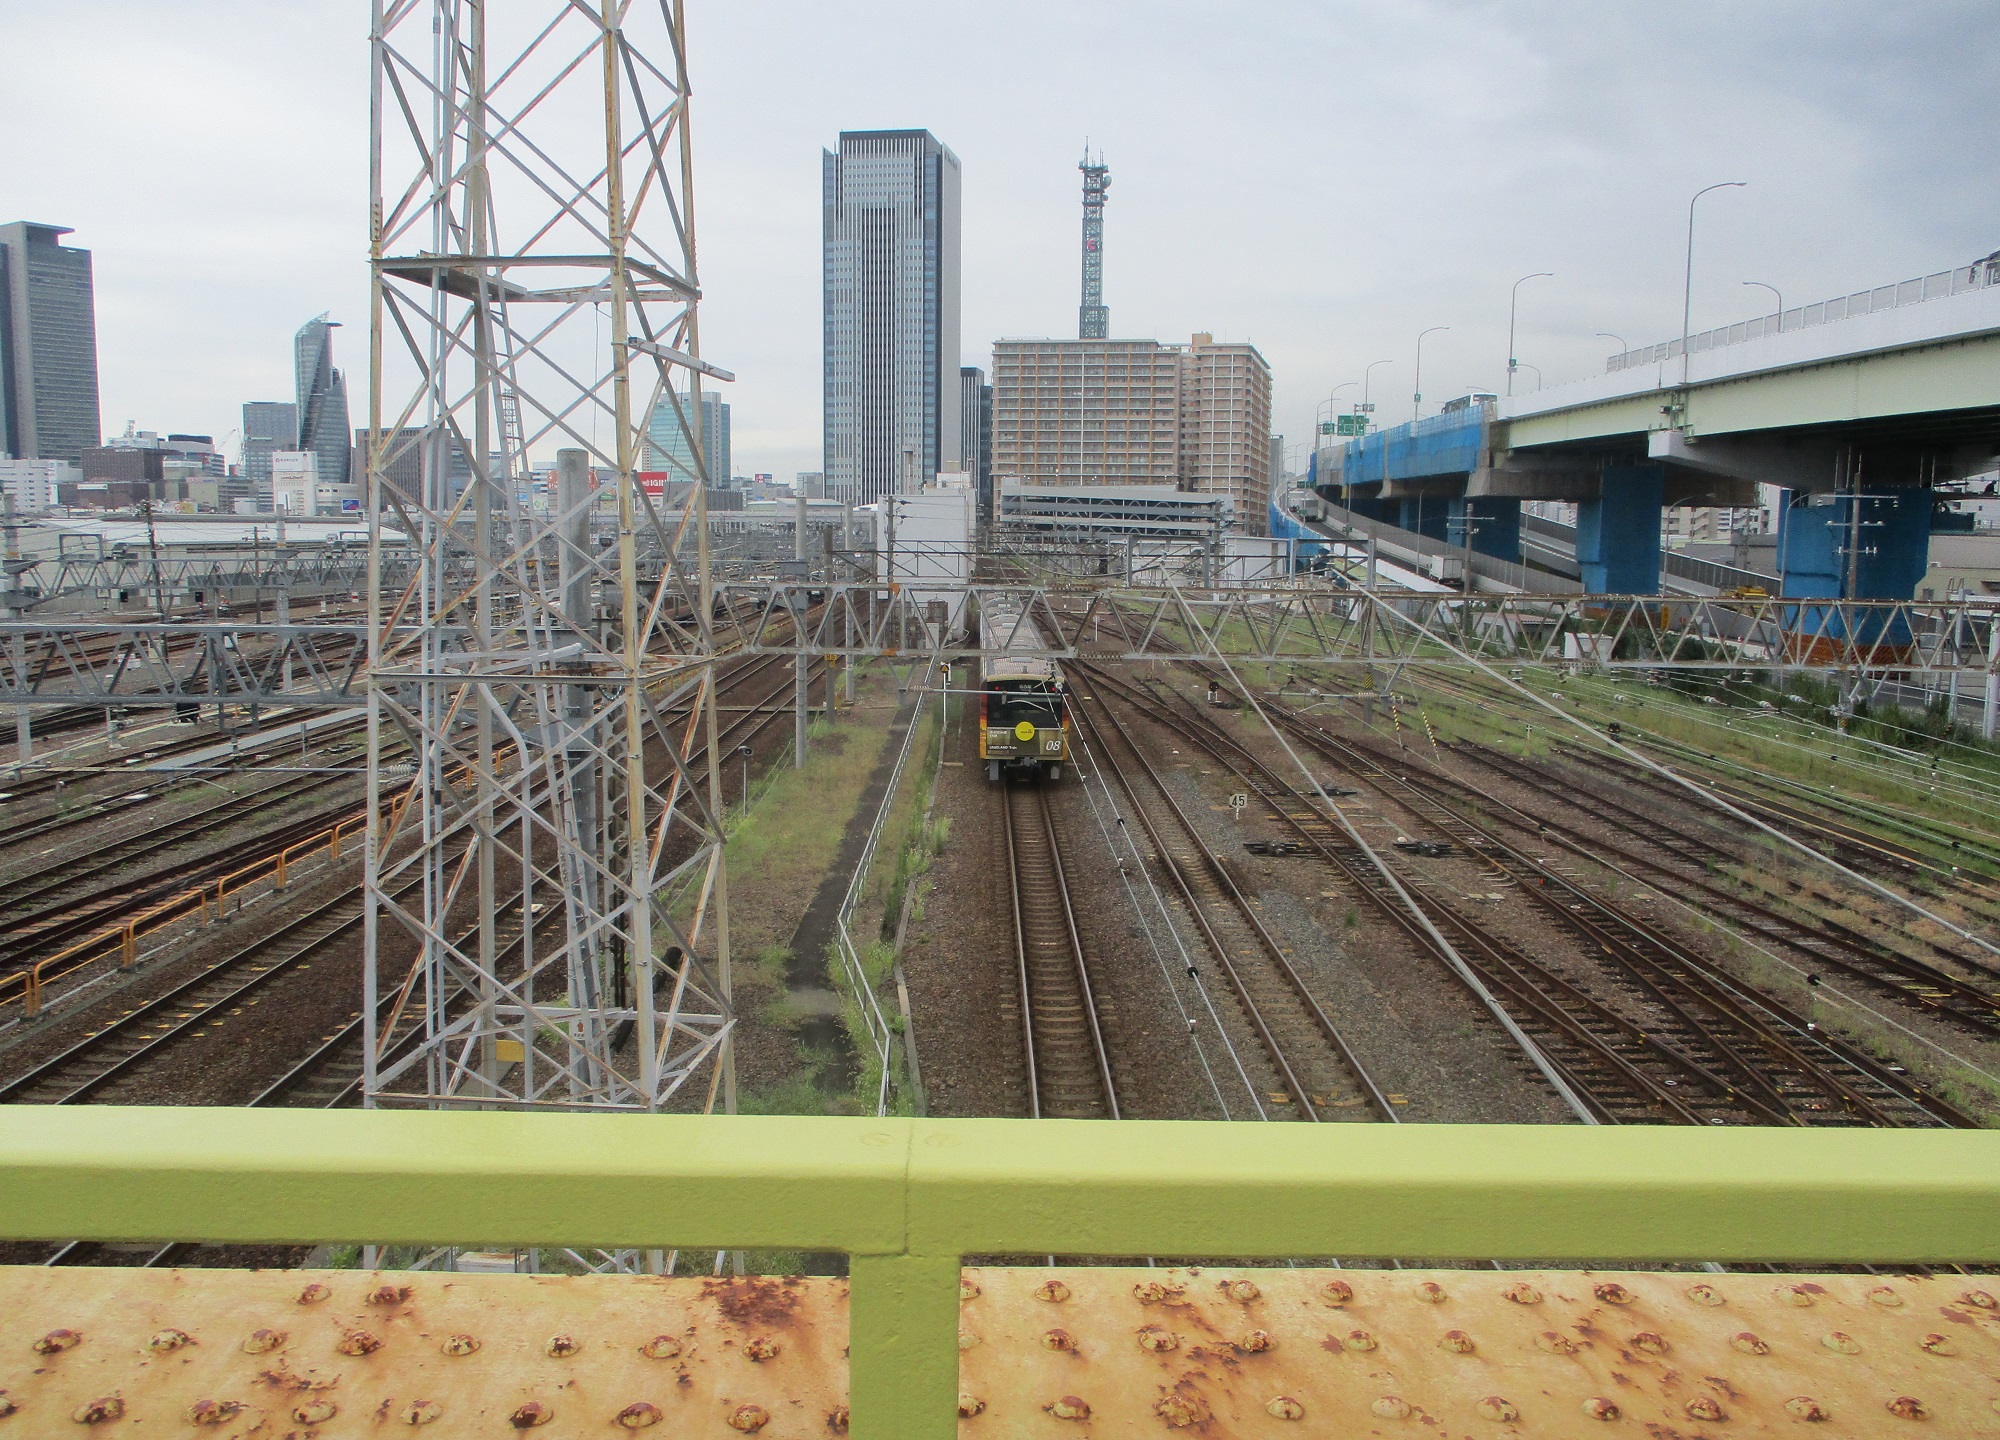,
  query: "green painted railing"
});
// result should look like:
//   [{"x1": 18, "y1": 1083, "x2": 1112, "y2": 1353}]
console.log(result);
[{"x1": 2, "y1": 1110, "x2": 1996, "y2": 1437}]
